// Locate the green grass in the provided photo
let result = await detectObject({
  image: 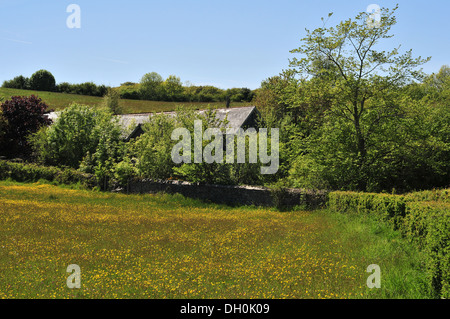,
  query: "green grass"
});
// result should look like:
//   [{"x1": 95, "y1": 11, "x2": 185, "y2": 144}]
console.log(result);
[
  {"x1": 320, "y1": 209, "x2": 432, "y2": 298},
  {"x1": 0, "y1": 88, "x2": 252, "y2": 114},
  {"x1": 0, "y1": 180, "x2": 431, "y2": 299}
]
